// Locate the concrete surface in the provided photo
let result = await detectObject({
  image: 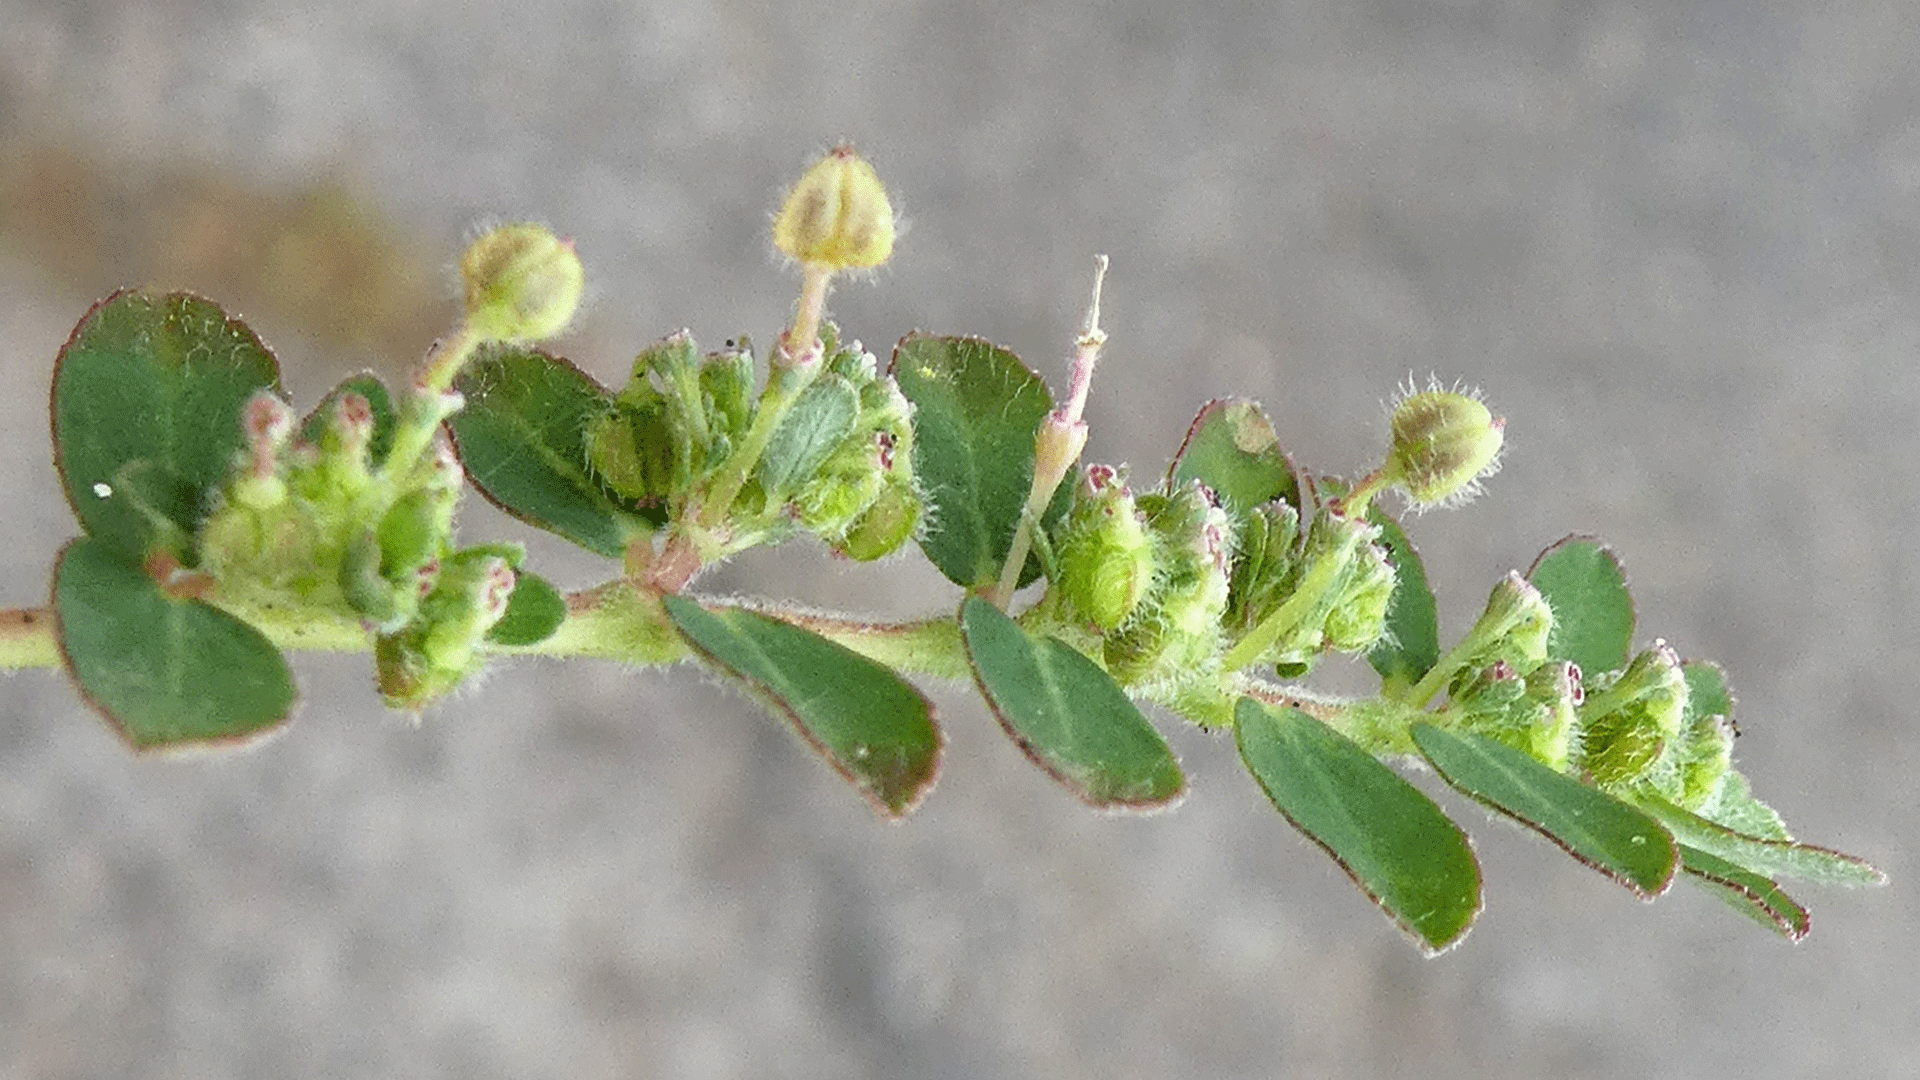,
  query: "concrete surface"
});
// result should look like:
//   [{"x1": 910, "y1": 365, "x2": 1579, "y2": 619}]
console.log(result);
[{"x1": 1, "y1": 0, "x2": 1913, "y2": 1077}]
